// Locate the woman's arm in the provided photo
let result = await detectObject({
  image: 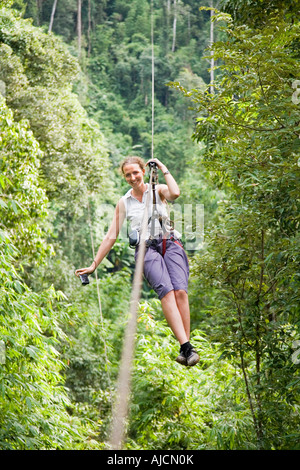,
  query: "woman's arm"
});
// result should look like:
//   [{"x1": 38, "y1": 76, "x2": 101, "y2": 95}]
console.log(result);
[
  {"x1": 146, "y1": 158, "x2": 180, "y2": 201},
  {"x1": 75, "y1": 198, "x2": 126, "y2": 276}
]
